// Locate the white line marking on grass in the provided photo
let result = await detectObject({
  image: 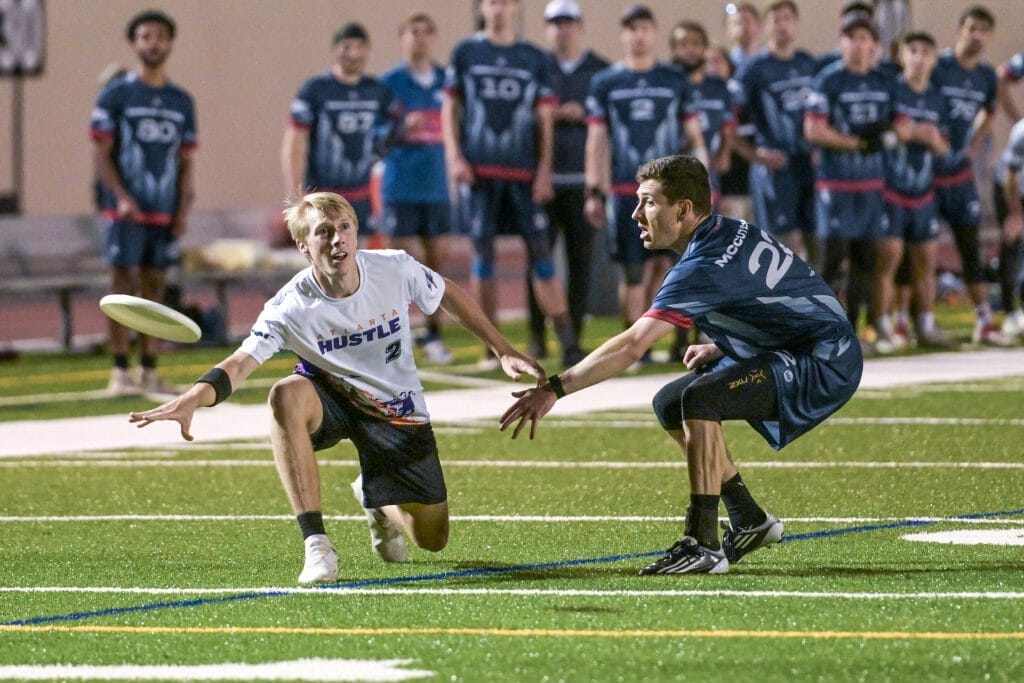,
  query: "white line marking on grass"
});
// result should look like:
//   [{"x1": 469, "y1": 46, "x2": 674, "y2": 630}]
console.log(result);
[
  {"x1": 0, "y1": 659, "x2": 433, "y2": 681},
  {"x1": 903, "y1": 529, "x2": 1024, "y2": 546},
  {"x1": 2, "y1": 586, "x2": 1023, "y2": 600},
  {"x1": 1, "y1": 514, "x2": 1020, "y2": 524},
  {"x1": 3, "y1": 459, "x2": 1024, "y2": 470}
]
